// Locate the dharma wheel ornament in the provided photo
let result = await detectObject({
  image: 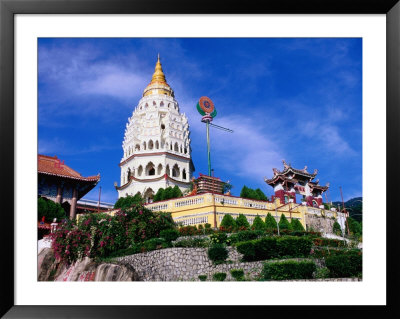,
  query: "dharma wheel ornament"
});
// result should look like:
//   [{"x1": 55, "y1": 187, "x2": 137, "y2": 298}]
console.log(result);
[{"x1": 196, "y1": 96, "x2": 232, "y2": 177}]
